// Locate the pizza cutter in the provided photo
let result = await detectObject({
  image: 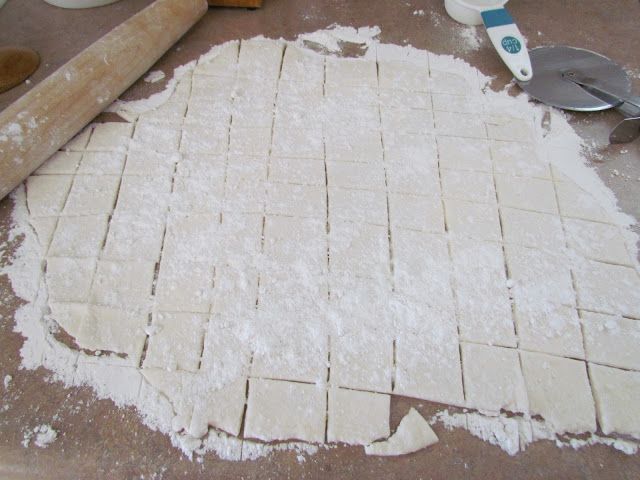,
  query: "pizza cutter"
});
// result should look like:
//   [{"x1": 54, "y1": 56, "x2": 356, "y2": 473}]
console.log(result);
[{"x1": 517, "y1": 45, "x2": 640, "y2": 144}]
